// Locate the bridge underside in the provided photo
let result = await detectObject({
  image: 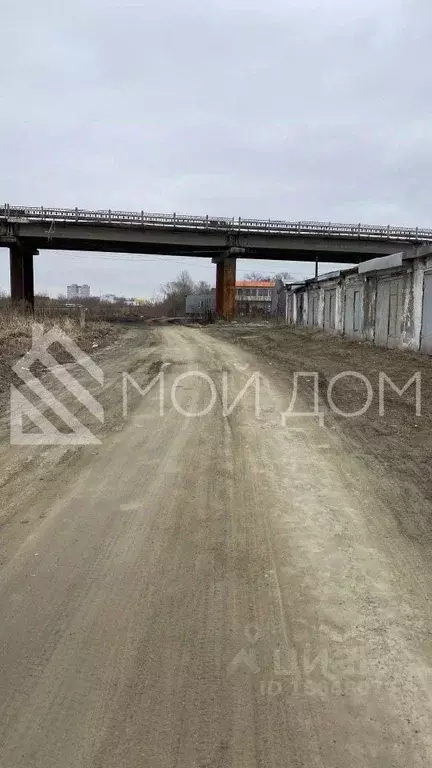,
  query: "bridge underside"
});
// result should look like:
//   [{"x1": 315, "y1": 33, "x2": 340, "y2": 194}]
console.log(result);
[
  {"x1": 1, "y1": 223, "x2": 407, "y2": 263},
  {"x1": 0, "y1": 214, "x2": 414, "y2": 258},
  {"x1": 4, "y1": 241, "x2": 404, "y2": 263},
  {"x1": 1, "y1": 220, "x2": 418, "y2": 317}
]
